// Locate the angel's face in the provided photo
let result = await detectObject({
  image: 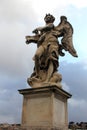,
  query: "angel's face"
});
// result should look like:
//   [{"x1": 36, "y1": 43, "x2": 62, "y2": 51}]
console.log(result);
[{"x1": 44, "y1": 14, "x2": 55, "y2": 24}]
